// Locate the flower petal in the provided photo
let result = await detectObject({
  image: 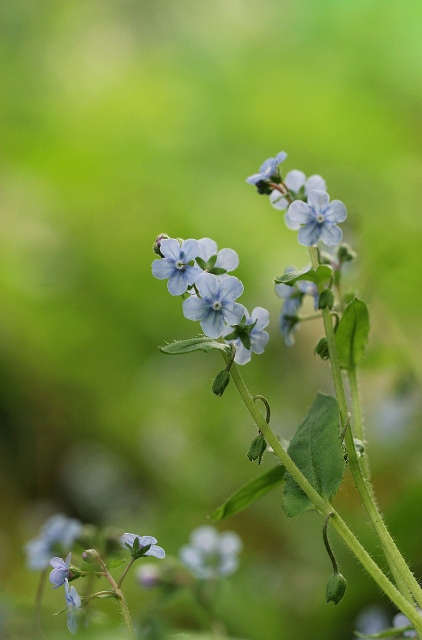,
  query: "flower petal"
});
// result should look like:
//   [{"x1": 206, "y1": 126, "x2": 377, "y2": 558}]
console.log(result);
[
  {"x1": 218, "y1": 276, "x2": 243, "y2": 304},
  {"x1": 151, "y1": 258, "x2": 175, "y2": 280},
  {"x1": 159, "y1": 238, "x2": 181, "y2": 262},
  {"x1": 167, "y1": 270, "x2": 189, "y2": 296},
  {"x1": 298, "y1": 222, "x2": 321, "y2": 246},
  {"x1": 250, "y1": 330, "x2": 269, "y2": 354},
  {"x1": 250, "y1": 306, "x2": 270, "y2": 331},
  {"x1": 182, "y1": 296, "x2": 210, "y2": 321},
  {"x1": 200, "y1": 309, "x2": 225, "y2": 338},
  {"x1": 191, "y1": 526, "x2": 219, "y2": 552},
  {"x1": 305, "y1": 174, "x2": 326, "y2": 193},
  {"x1": 259, "y1": 157, "x2": 277, "y2": 177},
  {"x1": 284, "y1": 170, "x2": 306, "y2": 193},
  {"x1": 325, "y1": 200, "x2": 347, "y2": 223},
  {"x1": 275, "y1": 151, "x2": 288, "y2": 164},
  {"x1": 198, "y1": 238, "x2": 218, "y2": 262},
  {"x1": 270, "y1": 190, "x2": 289, "y2": 211},
  {"x1": 246, "y1": 173, "x2": 263, "y2": 185},
  {"x1": 195, "y1": 272, "x2": 220, "y2": 302},
  {"x1": 145, "y1": 544, "x2": 166, "y2": 559},
  {"x1": 119, "y1": 533, "x2": 136, "y2": 547},
  {"x1": 215, "y1": 248, "x2": 239, "y2": 272},
  {"x1": 221, "y1": 301, "x2": 245, "y2": 326},
  {"x1": 286, "y1": 200, "x2": 313, "y2": 225},
  {"x1": 307, "y1": 189, "x2": 330, "y2": 215},
  {"x1": 233, "y1": 341, "x2": 251, "y2": 365},
  {"x1": 180, "y1": 239, "x2": 200, "y2": 262},
  {"x1": 319, "y1": 223, "x2": 343, "y2": 246}
]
